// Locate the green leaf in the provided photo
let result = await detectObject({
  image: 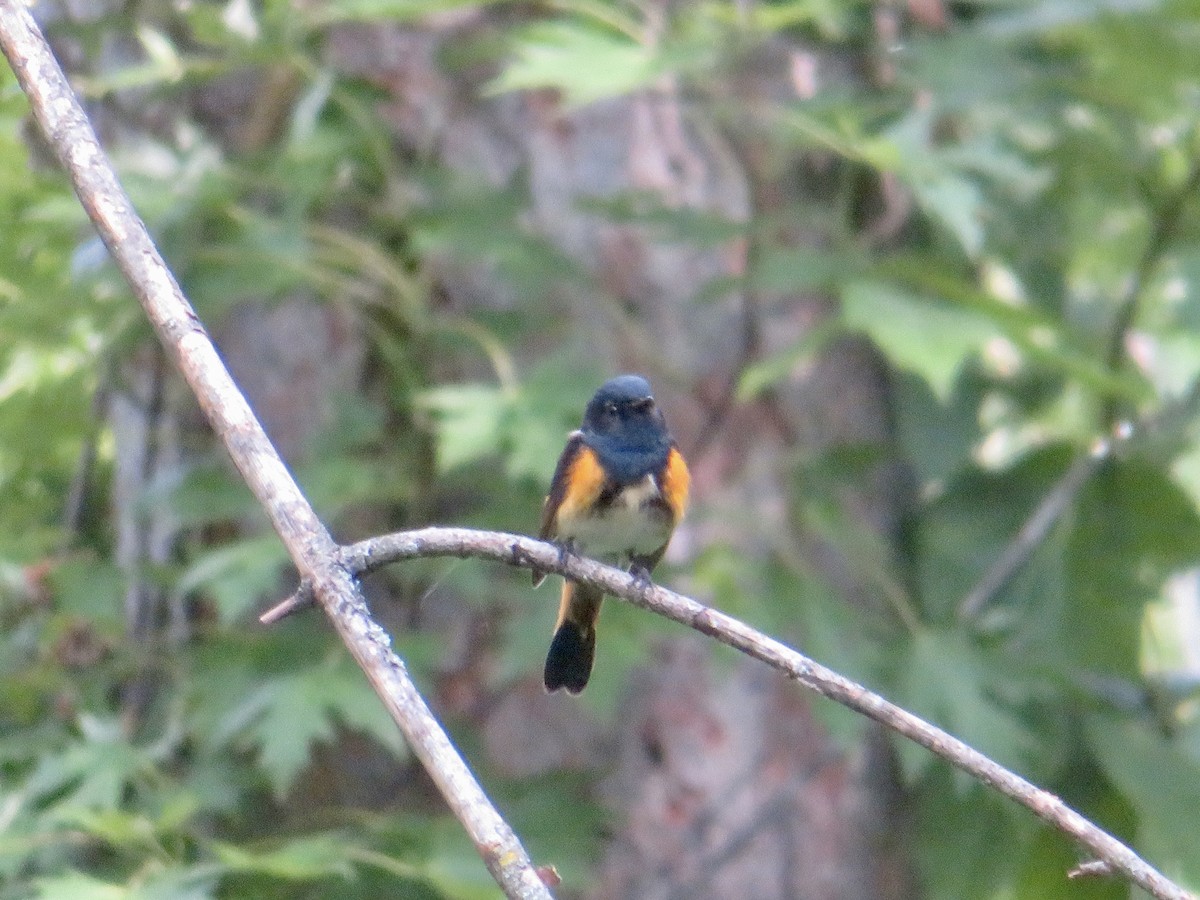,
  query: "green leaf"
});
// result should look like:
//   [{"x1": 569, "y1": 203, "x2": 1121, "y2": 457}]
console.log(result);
[
  {"x1": 982, "y1": 0, "x2": 1165, "y2": 39},
  {"x1": 916, "y1": 447, "x2": 1071, "y2": 624},
  {"x1": 752, "y1": 244, "x2": 865, "y2": 294},
  {"x1": 423, "y1": 358, "x2": 602, "y2": 482},
  {"x1": 842, "y1": 280, "x2": 994, "y2": 400},
  {"x1": 877, "y1": 107, "x2": 997, "y2": 257},
  {"x1": 151, "y1": 462, "x2": 260, "y2": 529},
  {"x1": 879, "y1": 257, "x2": 1153, "y2": 404},
  {"x1": 213, "y1": 832, "x2": 357, "y2": 880},
  {"x1": 489, "y1": 21, "x2": 659, "y2": 107},
  {"x1": 305, "y1": 0, "x2": 504, "y2": 26},
  {"x1": 48, "y1": 557, "x2": 126, "y2": 631},
  {"x1": 34, "y1": 873, "x2": 130, "y2": 900},
  {"x1": 901, "y1": 31, "x2": 1037, "y2": 112},
  {"x1": 421, "y1": 384, "x2": 506, "y2": 474},
  {"x1": 737, "y1": 319, "x2": 839, "y2": 401},
  {"x1": 911, "y1": 168, "x2": 985, "y2": 259},
  {"x1": 34, "y1": 869, "x2": 218, "y2": 900},
  {"x1": 24, "y1": 716, "x2": 160, "y2": 817},
  {"x1": 504, "y1": 394, "x2": 577, "y2": 483},
  {"x1": 1067, "y1": 460, "x2": 1200, "y2": 675},
  {"x1": 502, "y1": 359, "x2": 599, "y2": 482},
  {"x1": 893, "y1": 370, "x2": 981, "y2": 487},
  {"x1": 242, "y1": 656, "x2": 406, "y2": 797},
  {"x1": 174, "y1": 534, "x2": 289, "y2": 623}
]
